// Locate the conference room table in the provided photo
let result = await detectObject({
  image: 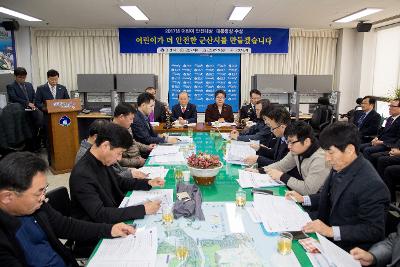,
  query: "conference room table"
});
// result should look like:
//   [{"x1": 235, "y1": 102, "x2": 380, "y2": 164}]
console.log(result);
[{"x1": 88, "y1": 132, "x2": 315, "y2": 267}]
